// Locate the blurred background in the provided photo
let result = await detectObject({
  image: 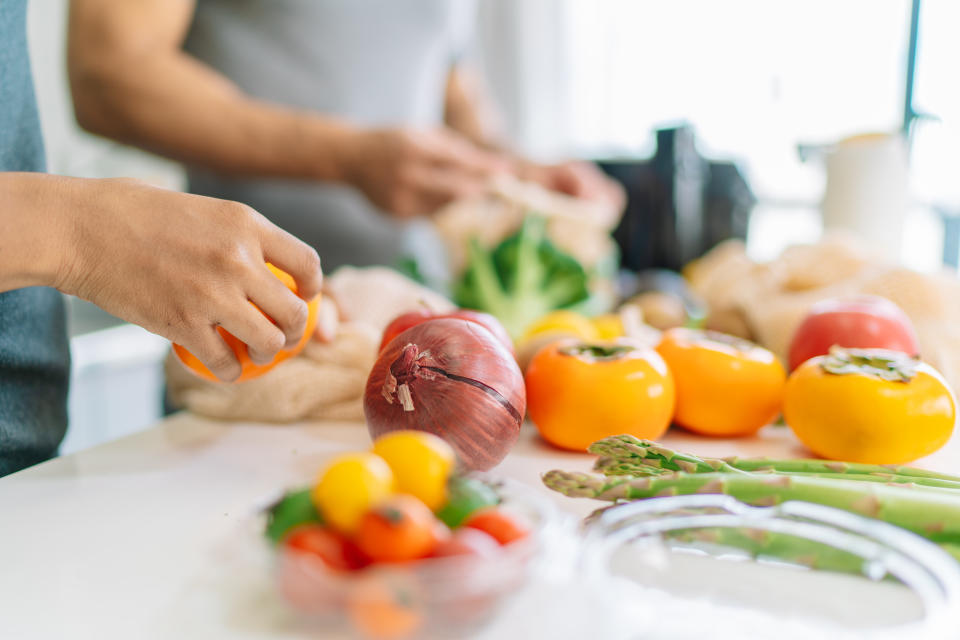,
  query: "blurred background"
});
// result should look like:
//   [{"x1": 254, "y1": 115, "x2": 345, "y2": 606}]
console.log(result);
[{"x1": 31, "y1": 0, "x2": 960, "y2": 452}]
